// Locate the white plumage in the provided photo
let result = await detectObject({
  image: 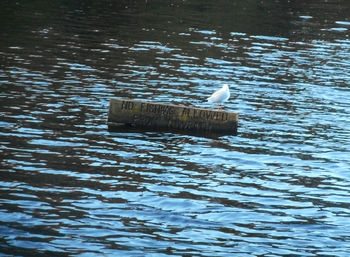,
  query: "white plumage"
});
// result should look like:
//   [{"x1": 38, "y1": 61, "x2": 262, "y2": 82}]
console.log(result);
[{"x1": 207, "y1": 84, "x2": 230, "y2": 106}]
